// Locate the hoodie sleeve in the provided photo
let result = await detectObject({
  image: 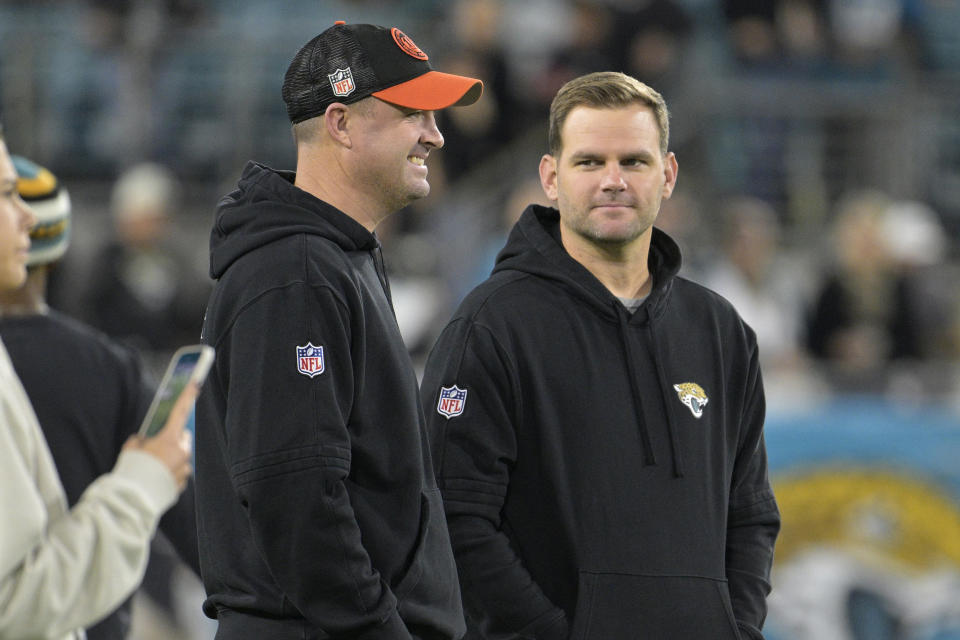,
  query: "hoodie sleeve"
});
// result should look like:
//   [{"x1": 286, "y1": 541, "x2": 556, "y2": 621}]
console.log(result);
[
  {"x1": 726, "y1": 343, "x2": 780, "y2": 639},
  {"x1": 421, "y1": 318, "x2": 569, "y2": 640},
  {"x1": 0, "y1": 447, "x2": 178, "y2": 639},
  {"x1": 221, "y1": 281, "x2": 411, "y2": 639}
]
